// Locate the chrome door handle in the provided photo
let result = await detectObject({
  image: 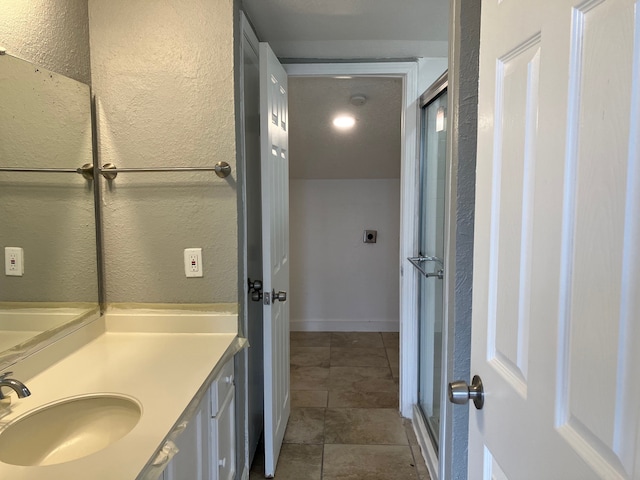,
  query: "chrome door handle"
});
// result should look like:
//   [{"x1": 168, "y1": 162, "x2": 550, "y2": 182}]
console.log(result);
[
  {"x1": 448, "y1": 375, "x2": 484, "y2": 409},
  {"x1": 272, "y1": 290, "x2": 287, "y2": 302},
  {"x1": 248, "y1": 278, "x2": 263, "y2": 302},
  {"x1": 251, "y1": 291, "x2": 263, "y2": 302}
]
